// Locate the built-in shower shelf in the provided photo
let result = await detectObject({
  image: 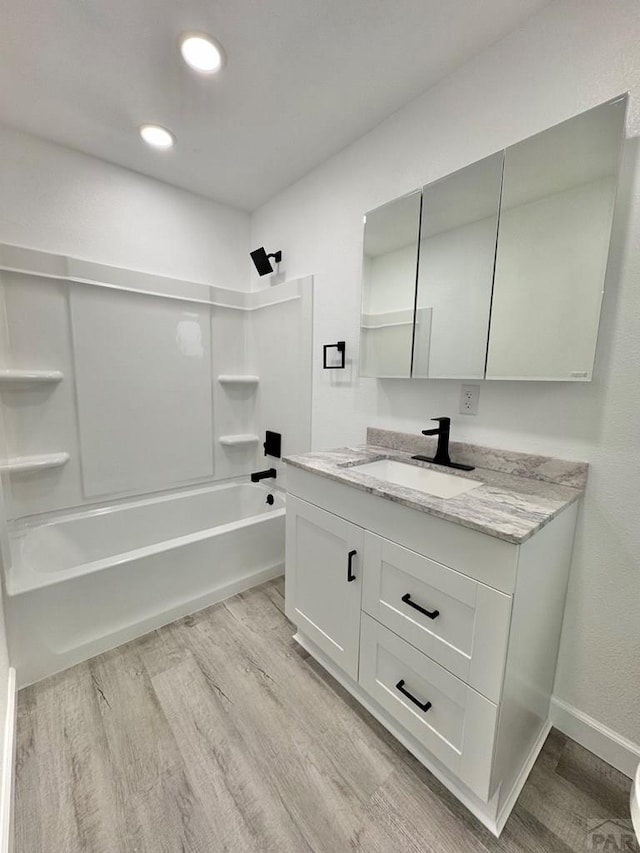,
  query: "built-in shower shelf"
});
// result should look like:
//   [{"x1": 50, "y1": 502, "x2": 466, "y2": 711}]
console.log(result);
[
  {"x1": 217, "y1": 375, "x2": 260, "y2": 386},
  {"x1": 218, "y1": 434, "x2": 260, "y2": 447},
  {"x1": 0, "y1": 452, "x2": 70, "y2": 474},
  {"x1": 0, "y1": 369, "x2": 63, "y2": 387}
]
